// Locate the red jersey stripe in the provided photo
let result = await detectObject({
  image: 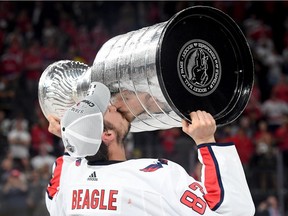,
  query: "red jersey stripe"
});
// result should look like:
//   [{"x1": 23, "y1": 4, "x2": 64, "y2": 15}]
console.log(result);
[
  {"x1": 199, "y1": 145, "x2": 224, "y2": 210},
  {"x1": 46, "y1": 156, "x2": 64, "y2": 200}
]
